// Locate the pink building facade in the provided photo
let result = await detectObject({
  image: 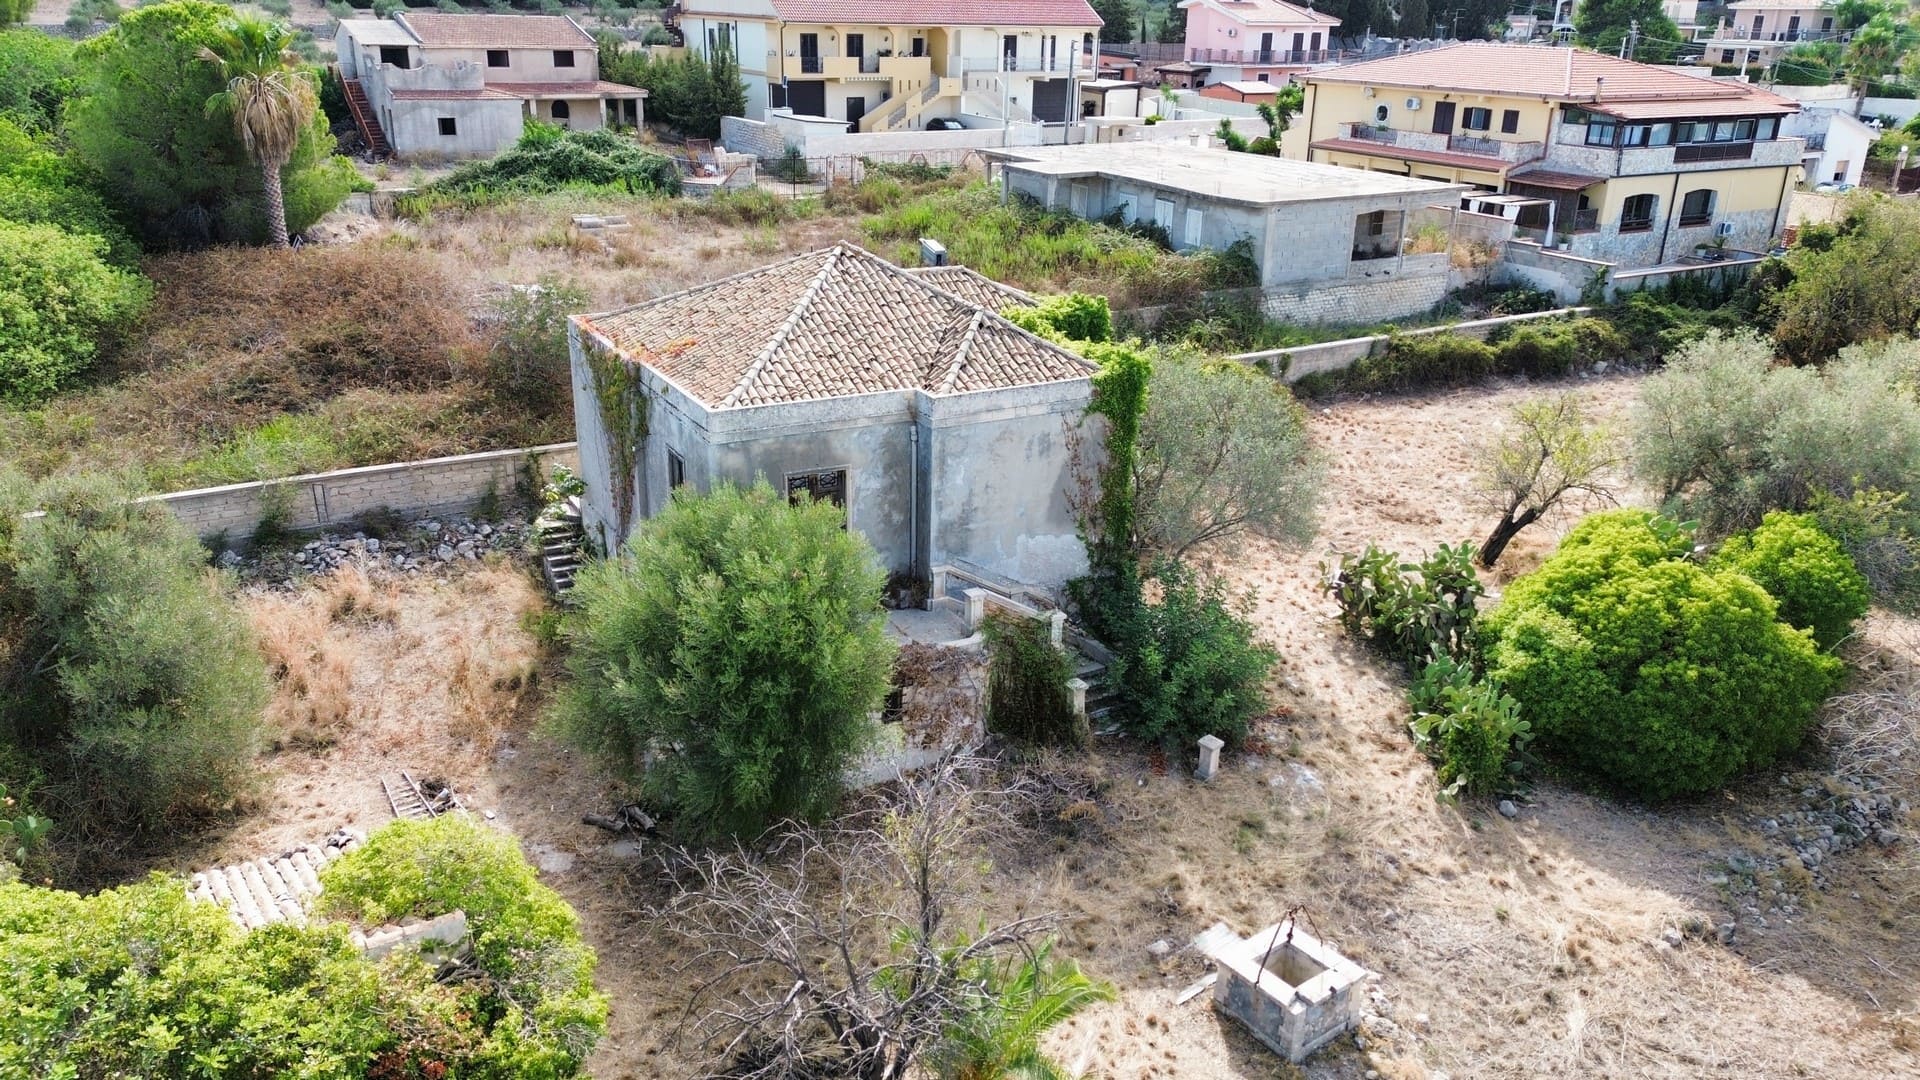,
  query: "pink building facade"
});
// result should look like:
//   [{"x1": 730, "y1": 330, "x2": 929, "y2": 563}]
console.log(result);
[{"x1": 1180, "y1": 0, "x2": 1340, "y2": 84}]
